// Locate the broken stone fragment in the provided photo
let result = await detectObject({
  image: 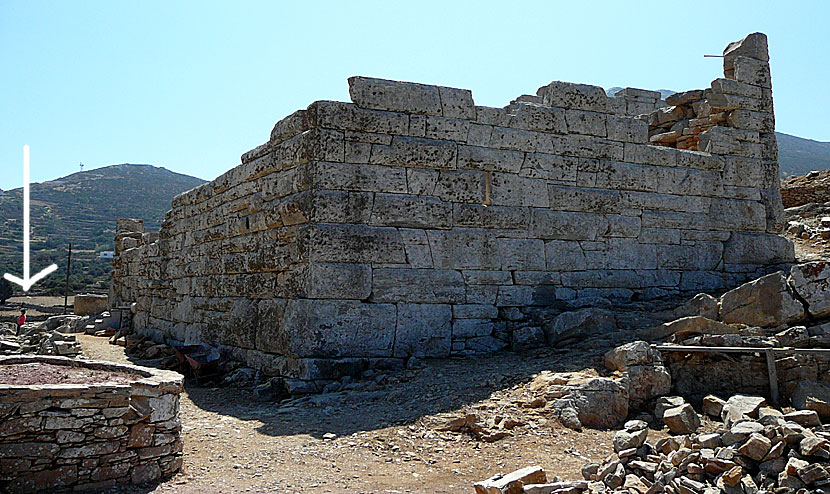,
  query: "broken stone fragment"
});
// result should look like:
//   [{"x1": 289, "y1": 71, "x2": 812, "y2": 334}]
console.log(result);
[
  {"x1": 654, "y1": 396, "x2": 686, "y2": 421},
  {"x1": 473, "y1": 465, "x2": 546, "y2": 494},
  {"x1": 718, "y1": 394, "x2": 766, "y2": 426},
  {"x1": 737, "y1": 432, "x2": 771, "y2": 461},
  {"x1": 663, "y1": 404, "x2": 700, "y2": 435},
  {"x1": 702, "y1": 395, "x2": 726, "y2": 418}
]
